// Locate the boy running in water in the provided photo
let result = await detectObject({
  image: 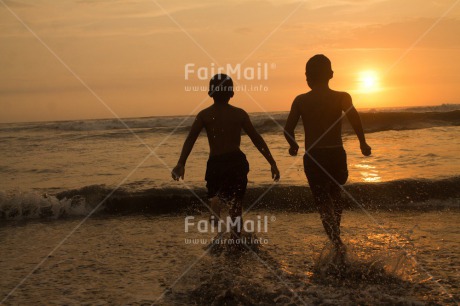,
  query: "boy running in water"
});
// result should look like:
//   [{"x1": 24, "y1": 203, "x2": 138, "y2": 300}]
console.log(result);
[
  {"x1": 284, "y1": 55, "x2": 371, "y2": 256},
  {"x1": 172, "y1": 74, "x2": 280, "y2": 237}
]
